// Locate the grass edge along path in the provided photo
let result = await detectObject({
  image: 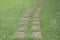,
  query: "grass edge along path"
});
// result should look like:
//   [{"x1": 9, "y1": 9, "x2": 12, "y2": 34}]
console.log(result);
[{"x1": 40, "y1": 0, "x2": 60, "y2": 40}]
